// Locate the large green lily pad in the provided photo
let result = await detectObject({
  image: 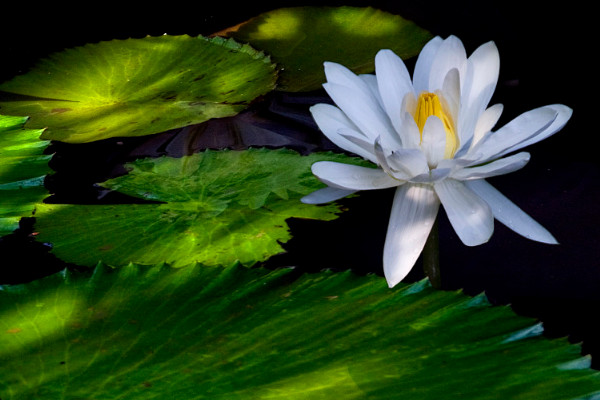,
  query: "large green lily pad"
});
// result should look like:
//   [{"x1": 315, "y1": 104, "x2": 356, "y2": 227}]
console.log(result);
[
  {"x1": 1, "y1": 262, "x2": 598, "y2": 399},
  {"x1": 33, "y1": 148, "x2": 369, "y2": 268},
  {"x1": 0, "y1": 114, "x2": 51, "y2": 236},
  {"x1": 0, "y1": 35, "x2": 277, "y2": 143},
  {"x1": 218, "y1": 6, "x2": 432, "y2": 91}
]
